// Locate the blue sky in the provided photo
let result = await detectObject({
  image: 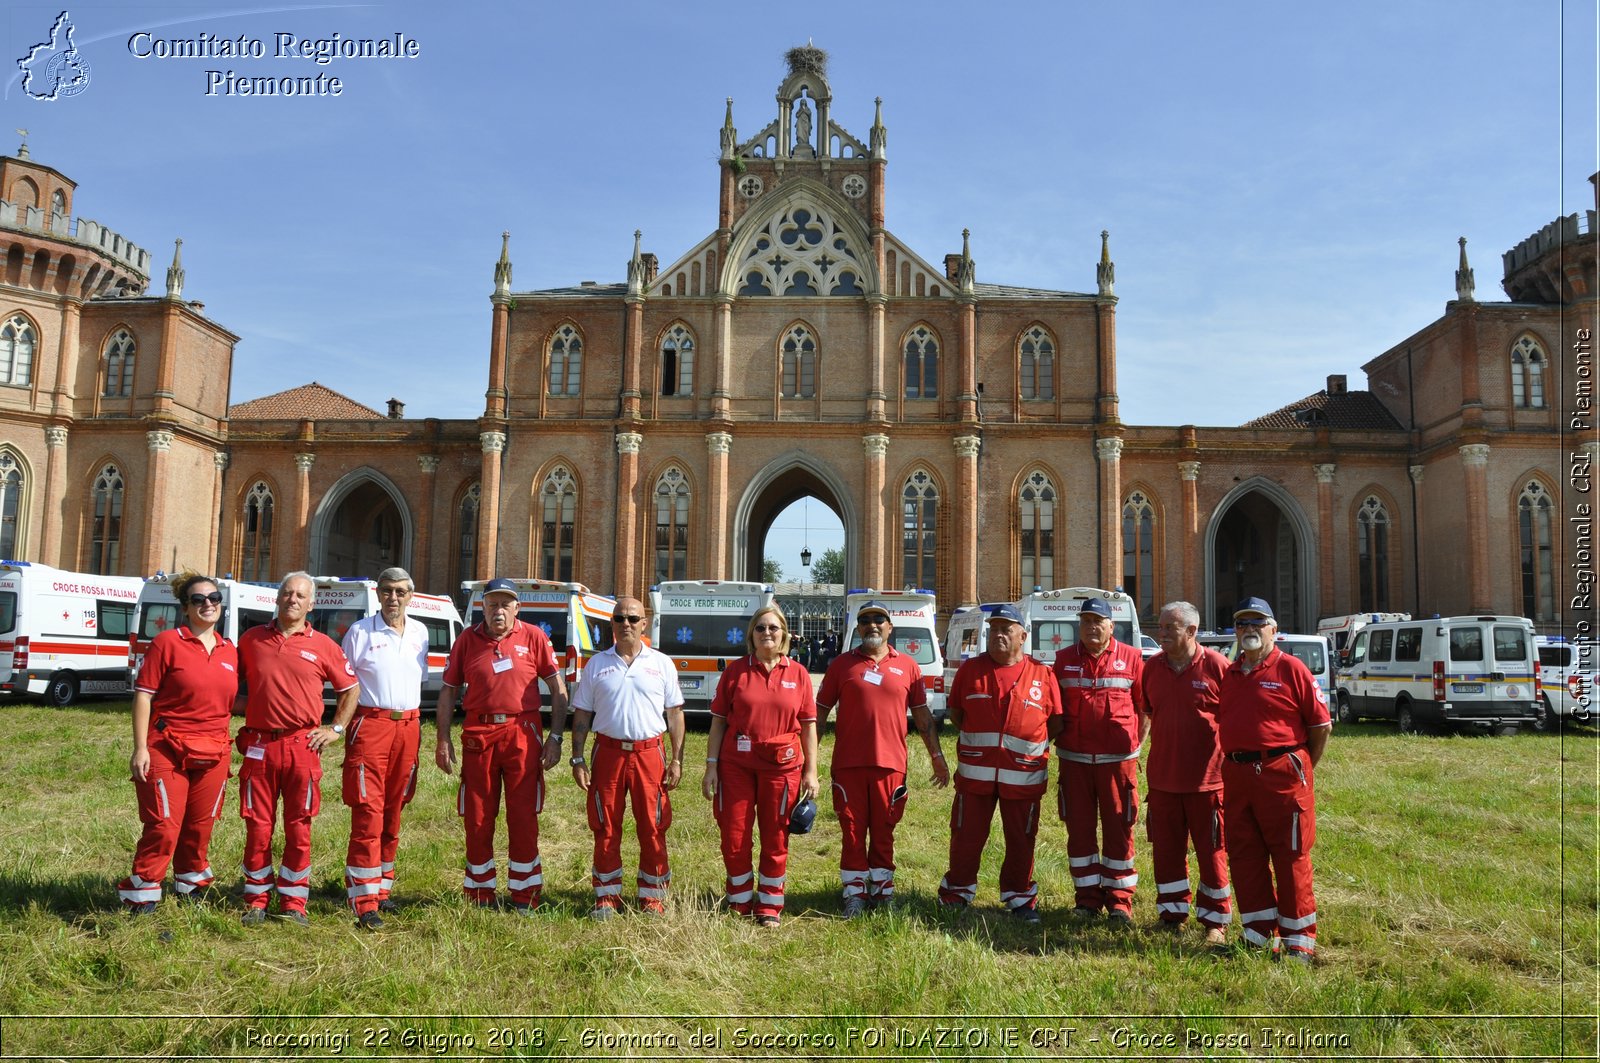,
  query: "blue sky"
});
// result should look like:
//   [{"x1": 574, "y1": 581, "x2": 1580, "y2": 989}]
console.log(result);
[{"x1": 5, "y1": 1, "x2": 1595, "y2": 571}]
